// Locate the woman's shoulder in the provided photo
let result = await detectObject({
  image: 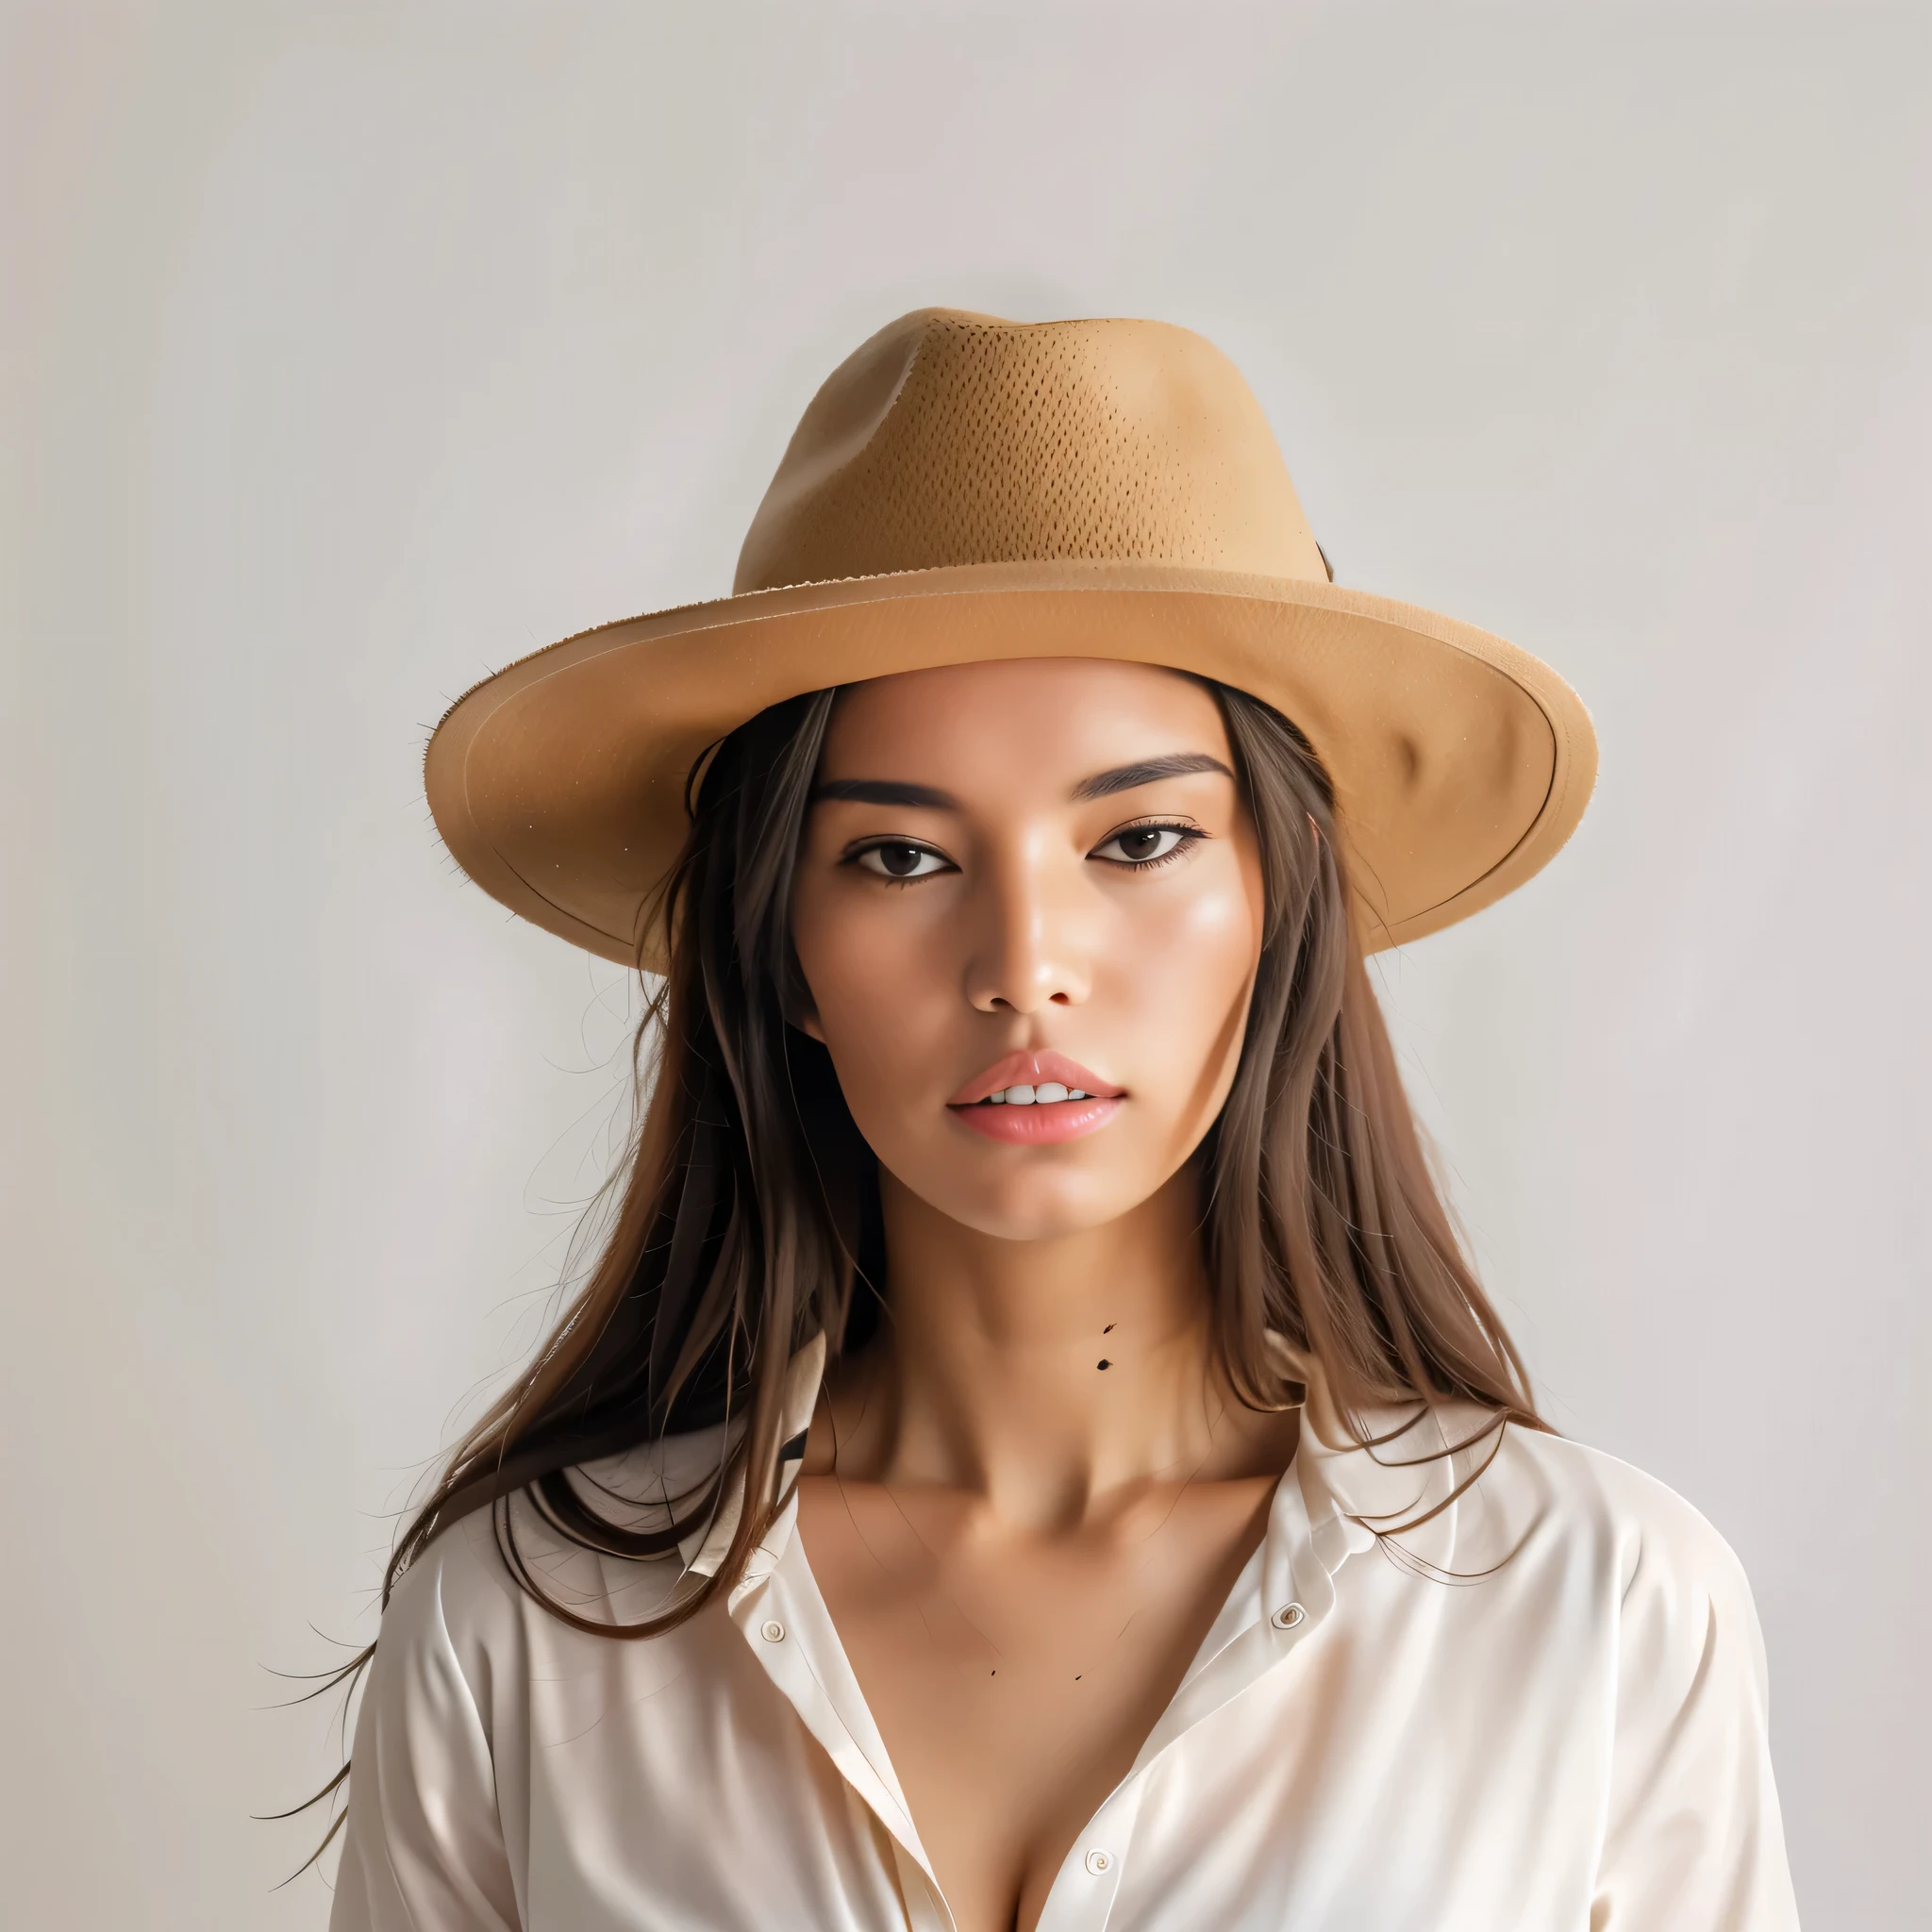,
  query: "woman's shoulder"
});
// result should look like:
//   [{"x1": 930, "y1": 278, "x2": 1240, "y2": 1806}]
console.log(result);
[
  {"x1": 1491, "y1": 1423, "x2": 1762, "y2": 1628},
  {"x1": 379, "y1": 1421, "x2": 734, "y2": 1661},
  {"x1": 1494, "y1": 1424, "x2": 1790, "y2": 1924},
  {"x1": 1316, "y1": 1395, "x2": 1753, "y2": 1607}
]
